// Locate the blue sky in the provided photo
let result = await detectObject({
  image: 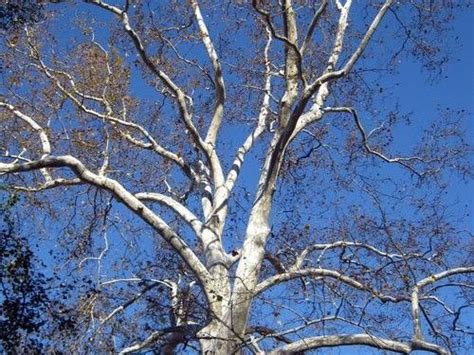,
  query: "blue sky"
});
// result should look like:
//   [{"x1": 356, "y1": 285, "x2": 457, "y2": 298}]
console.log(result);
[{"x1": 393, "y1": 9, "x2": 473, "y2": 231}]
